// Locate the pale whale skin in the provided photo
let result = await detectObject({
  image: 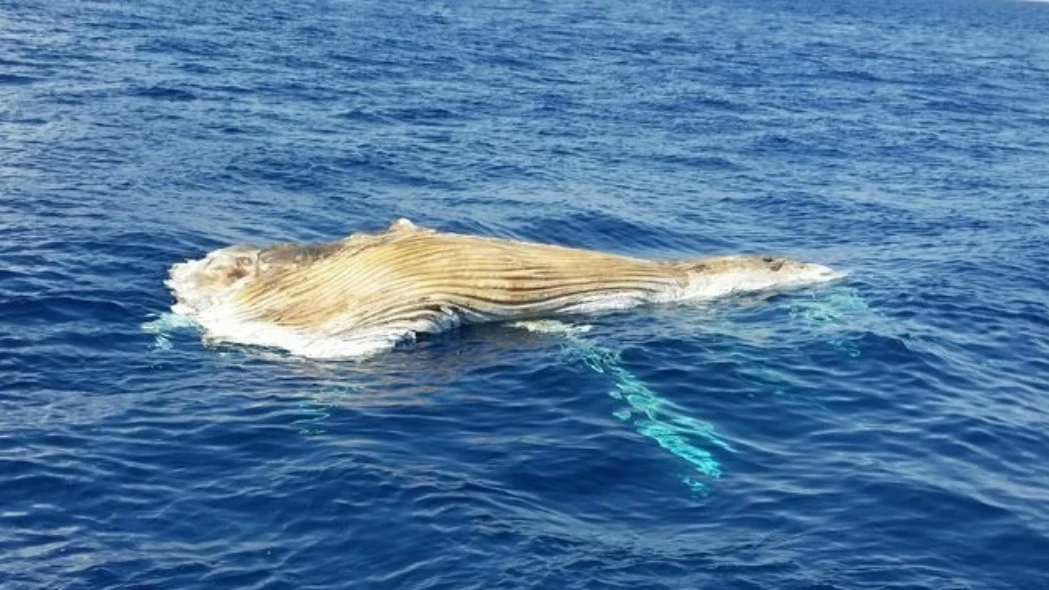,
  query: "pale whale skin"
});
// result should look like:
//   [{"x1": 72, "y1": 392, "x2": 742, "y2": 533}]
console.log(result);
[{"x1": 166, "y1": 219, "x2": 843, "y2": 358}]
